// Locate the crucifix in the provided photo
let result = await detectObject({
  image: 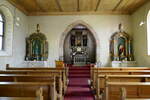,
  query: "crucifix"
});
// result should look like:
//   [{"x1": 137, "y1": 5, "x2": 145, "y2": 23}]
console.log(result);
[
  {"x1": 119, "y1": 23, "x2": 123, "y2": 32},
  {"x1": 36, "y1": 24, "x2": 40, "y2": 33}
]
